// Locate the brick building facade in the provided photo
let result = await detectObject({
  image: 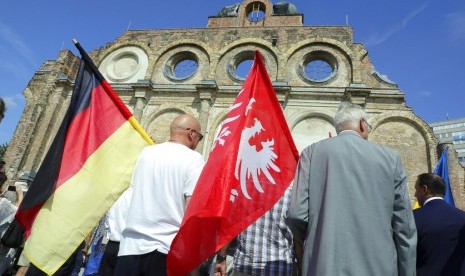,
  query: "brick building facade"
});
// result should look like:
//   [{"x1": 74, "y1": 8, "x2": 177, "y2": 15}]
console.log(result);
[{"x1": 3, "y1": 0, "x2": 464, "y2": 209}]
